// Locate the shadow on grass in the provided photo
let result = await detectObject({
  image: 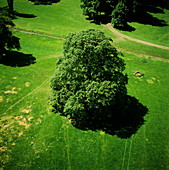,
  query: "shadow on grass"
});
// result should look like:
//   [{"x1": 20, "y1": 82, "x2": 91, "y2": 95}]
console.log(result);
[
  {"x1": 86, "y1": 3, "x2": 168, "y2": 31},
  {"x1": 72, "y1": 95, "x2": 148, "y2": 139},
  {"x1": 0, "y1": 7, "x2": 37, "y2": 19},
  {"x1": 15, "y1": 12, "x2": 37, "y2": 18},
  {"x1": 28, "y1": 0, "x2": 60, "y2": 5},
  {"x1": 0, "y1": 51, "x2": 36, "y2": 67},
  {"x1": 132, "y1": 12, "x2": 168, "y2": 27}
]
